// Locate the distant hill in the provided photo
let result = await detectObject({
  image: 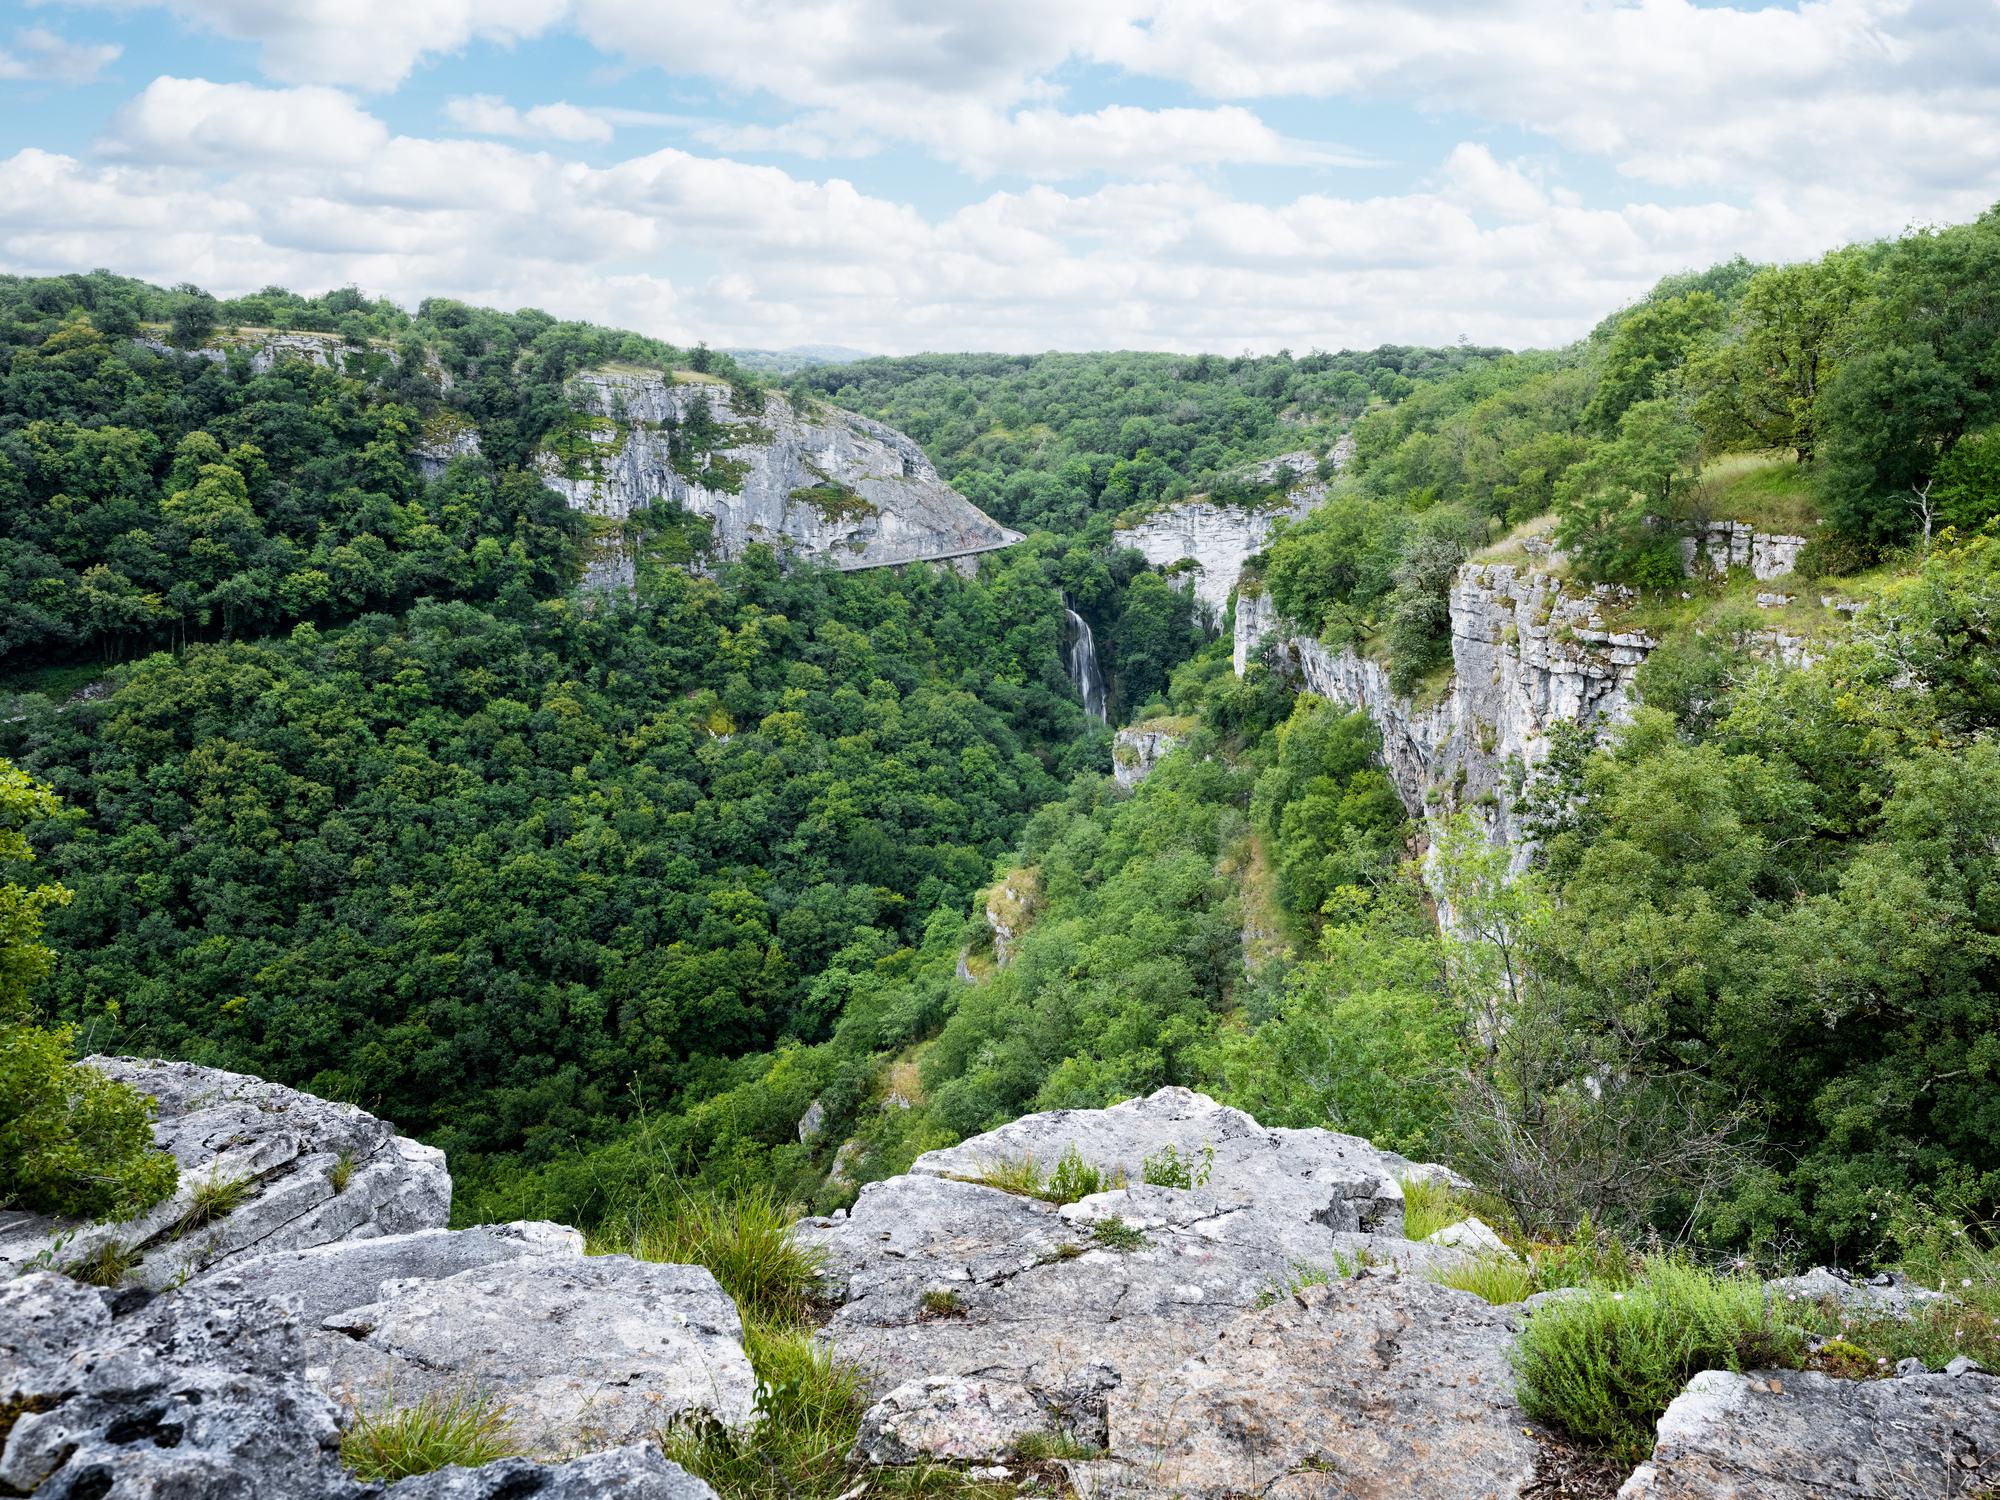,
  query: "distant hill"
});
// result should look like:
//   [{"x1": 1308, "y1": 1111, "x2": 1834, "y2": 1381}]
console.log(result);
[{"x1": 725, "y1": 343, "x2": 875, "y2": 375}]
